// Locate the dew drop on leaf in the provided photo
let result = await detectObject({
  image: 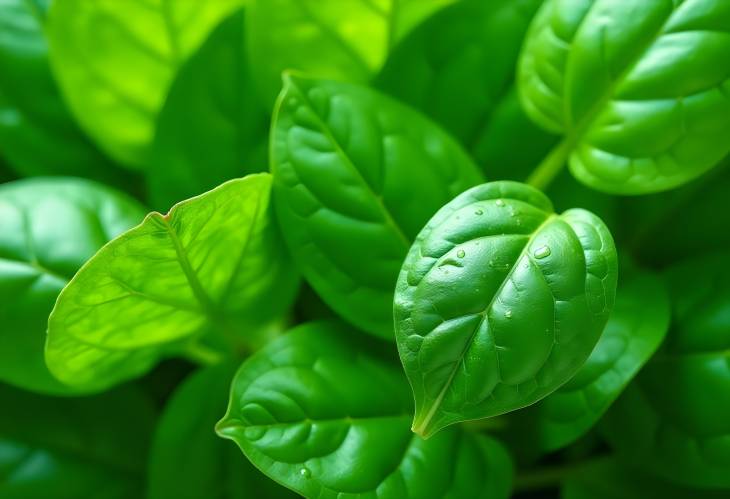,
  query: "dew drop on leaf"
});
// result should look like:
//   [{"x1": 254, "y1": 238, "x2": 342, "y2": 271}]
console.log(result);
[
  {"x1": 457, "y1": 249, "x2": 465, "y2": 258},
  {"x1": 534, "y1": 245, "x2": 551, "y2": 259}
]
